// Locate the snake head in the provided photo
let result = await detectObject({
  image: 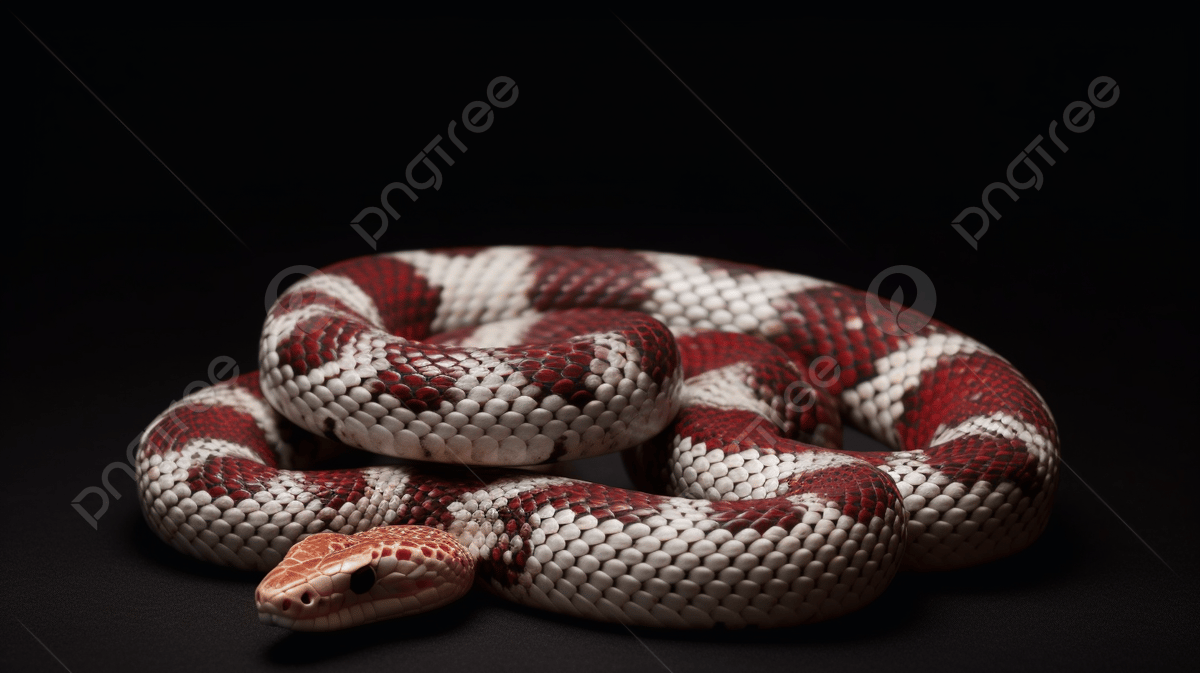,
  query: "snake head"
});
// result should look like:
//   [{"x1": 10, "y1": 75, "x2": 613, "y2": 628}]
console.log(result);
[{"x1": 254, "y1": 526, "x2": 476, "y2": 631}]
